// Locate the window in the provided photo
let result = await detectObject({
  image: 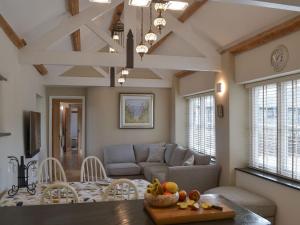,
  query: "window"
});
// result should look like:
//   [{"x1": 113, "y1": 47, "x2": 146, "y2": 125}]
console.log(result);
[
  {"x1": 250, "y1": 79, "x2": 300, "y2": 181},
  {"x1": 187, "y1": 93, "x2": 216, "y2": 157}
]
